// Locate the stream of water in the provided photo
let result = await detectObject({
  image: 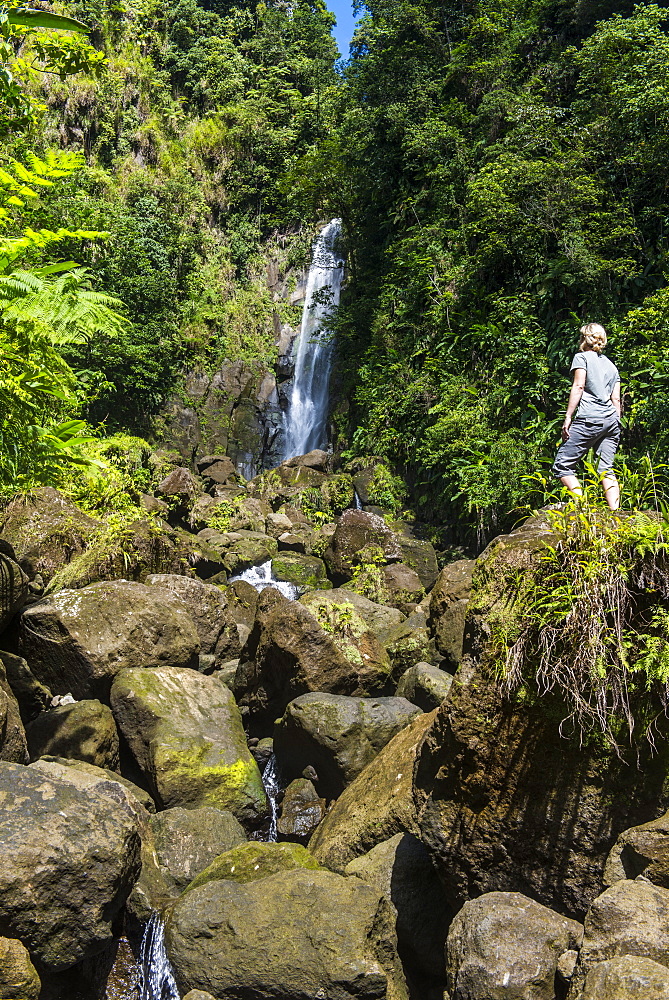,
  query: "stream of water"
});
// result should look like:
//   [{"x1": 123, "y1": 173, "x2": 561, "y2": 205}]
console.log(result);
[
  {"x1": 282, "y1": 219, "x2": 344, "y2": 460},
  {"x1": 261, "y1": 753, "x2": 280, "y2": 843},
  {"x1": 138, "y1": 914, "x2": 179, "y2": 1000},
  {"x1": 228, "y1": 560, "x2": 300, "y2": 600}
]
